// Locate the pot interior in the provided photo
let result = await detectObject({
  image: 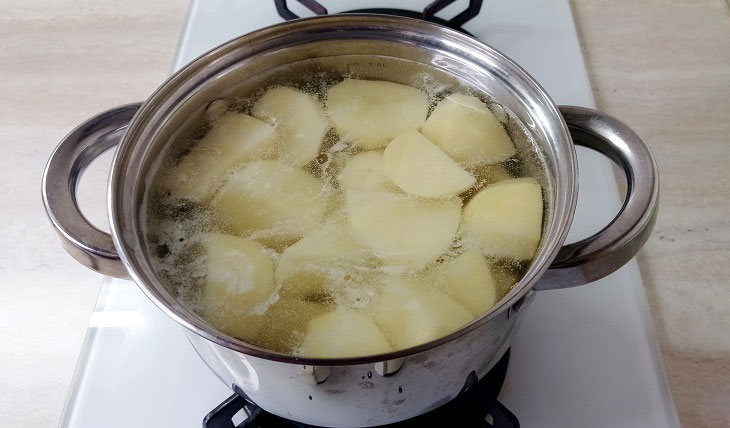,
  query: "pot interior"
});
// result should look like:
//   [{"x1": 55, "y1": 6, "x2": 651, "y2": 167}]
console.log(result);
[{"x1": 110, "y1": 15, "x2": 576, "y2": 364}]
